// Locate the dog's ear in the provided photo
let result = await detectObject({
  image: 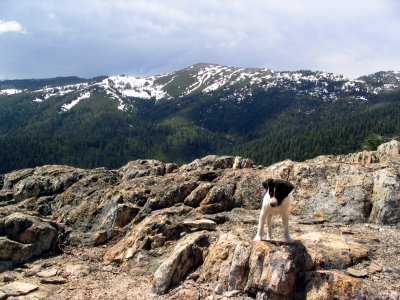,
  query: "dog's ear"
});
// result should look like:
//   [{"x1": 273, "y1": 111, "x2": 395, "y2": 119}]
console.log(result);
[
  {"x1": 284, "y1": 181, "x2": 295, "y2": 195},
  {"x1": 262, "y1": 179, "x2": 273, "y2": 190}
]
